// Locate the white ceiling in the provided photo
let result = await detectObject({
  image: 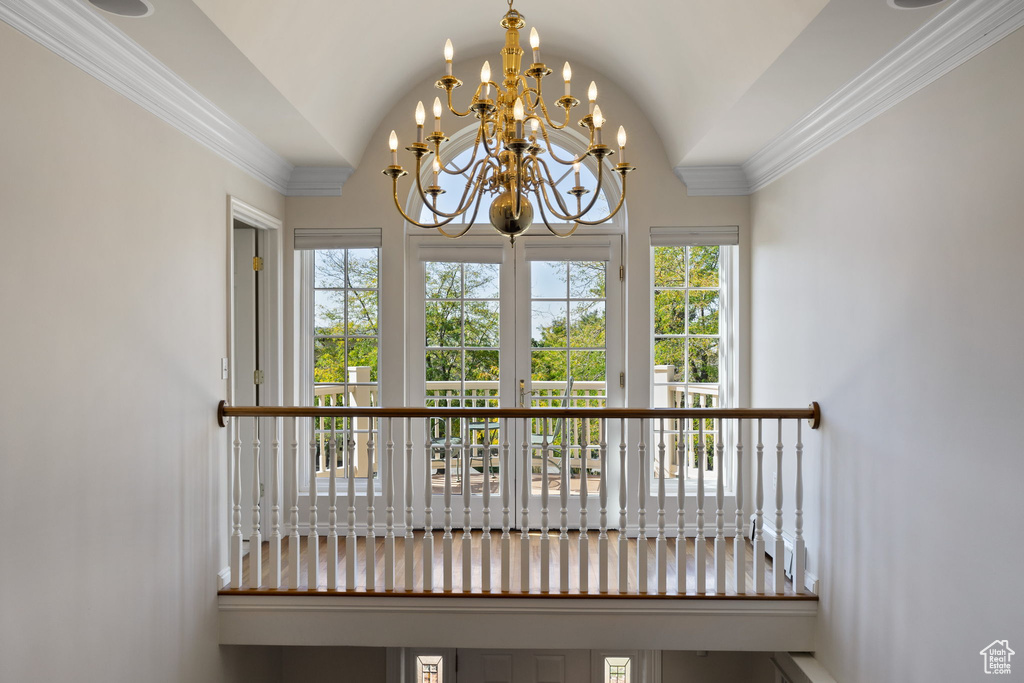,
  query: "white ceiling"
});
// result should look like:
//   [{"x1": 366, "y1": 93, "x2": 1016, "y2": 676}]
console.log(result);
[{"x1": 101, "y1": 0, "x2": 950, "y2": 172}]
